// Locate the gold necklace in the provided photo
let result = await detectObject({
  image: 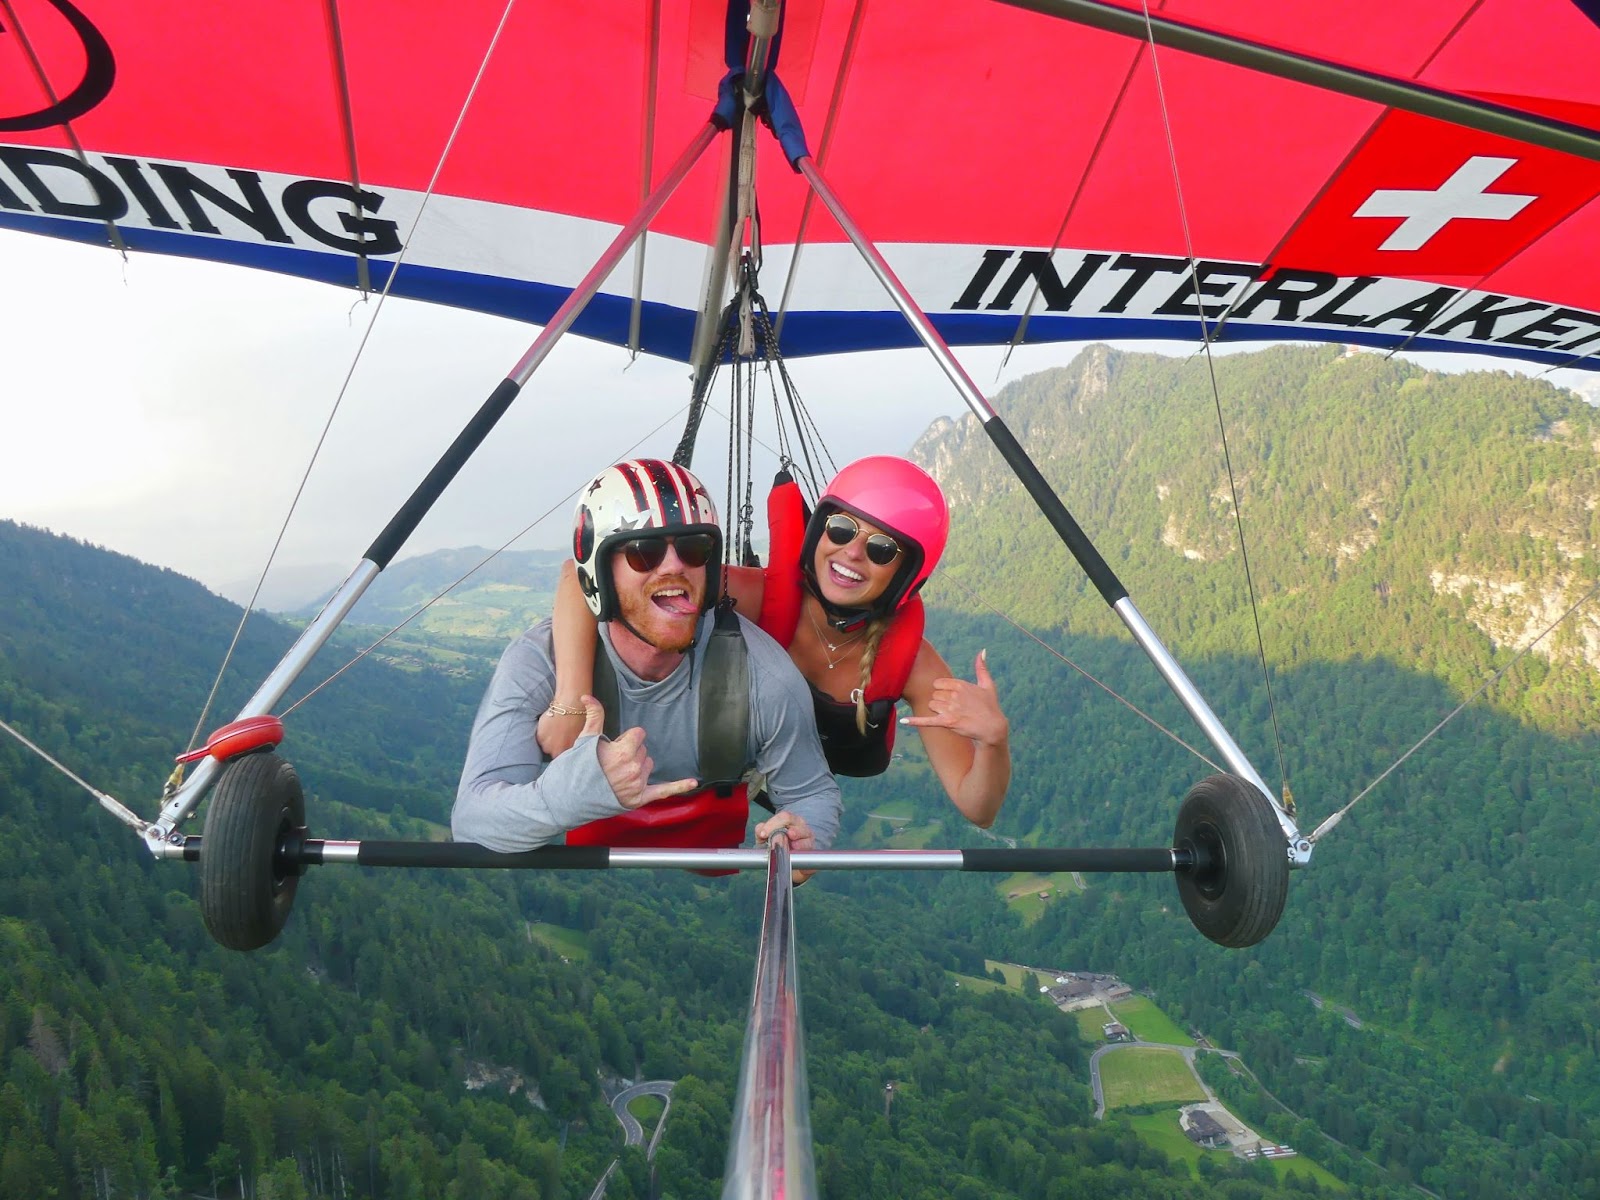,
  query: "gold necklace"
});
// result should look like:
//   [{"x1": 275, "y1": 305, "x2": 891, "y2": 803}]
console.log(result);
[{"x1": 805, "y1": 605, "x2": 867, "y2": 670}]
